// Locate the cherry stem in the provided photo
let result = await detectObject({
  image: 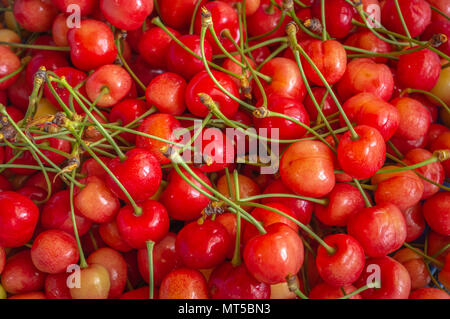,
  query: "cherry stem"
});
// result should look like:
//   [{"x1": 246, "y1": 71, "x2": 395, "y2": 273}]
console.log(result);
[
  {"x1": 352, "y1": 178, "x2": 372, "y2": 208},
  {"x1": 401, "y1": 88, "x2": 450, "y2": 115},
  {"x1": 377, "y1": 151, "x2": 449, "y2": 175},
  {"x1": 432, "y1": 243, "x2": 450, "y2": 259},
  {"x1": 403, "y1": 242, "x2": 444, "y2": 268},
  {"x1": 338, "y1": 284, "x2": 371, "y2": 299},
  {"x1": 393, "y1": 0, "x2": 413, "y2": 46},
  {"x1": 320, "y1": 0, "x2": 327, "y2": 41},
  {"x1": 286, "y1": 274, "x2": 308, "y2": 299},
  {"x1": 248, "y1": 11, "x2": 286, "y2": 42},
  {"x1": 189, "y1": 0, "x2": 203, "y2": 35},
  {"x1": 22, "y1": 66, "x2": 45, "y2": 126},
  {"x1": 240, "y1": 193, "x2": 328, "y2": 205},
  {"x1": 231, "y1": 170, "x2": 242, "y2": 267},
  {"x1": 45, "y1": 77, "x2": 74, "y2": 119},
  {"x1": 423, "y1": 234, "x2": 447, "y2": 291},
  {"x1": 0, "y1": 41, "x2": 70, "y2": 51},
  {"x1": 0, "y1": 56, "x2": 29, "y2": 85},
  {"x1": 430, "y1": 5, "x2": 450, "y2": 20},
  {"x1": 146, "y1": 240, "x2": 155, "y2": 299},
  {"x1": 115, "y1": 33, "x2": 146, "y2": 91},
  {"x1": 88, "y1": 229, "x2": 98, "y2": 251},
  {"x1": 212, "y1": 37, "x2": 288, "y2": 60}
]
